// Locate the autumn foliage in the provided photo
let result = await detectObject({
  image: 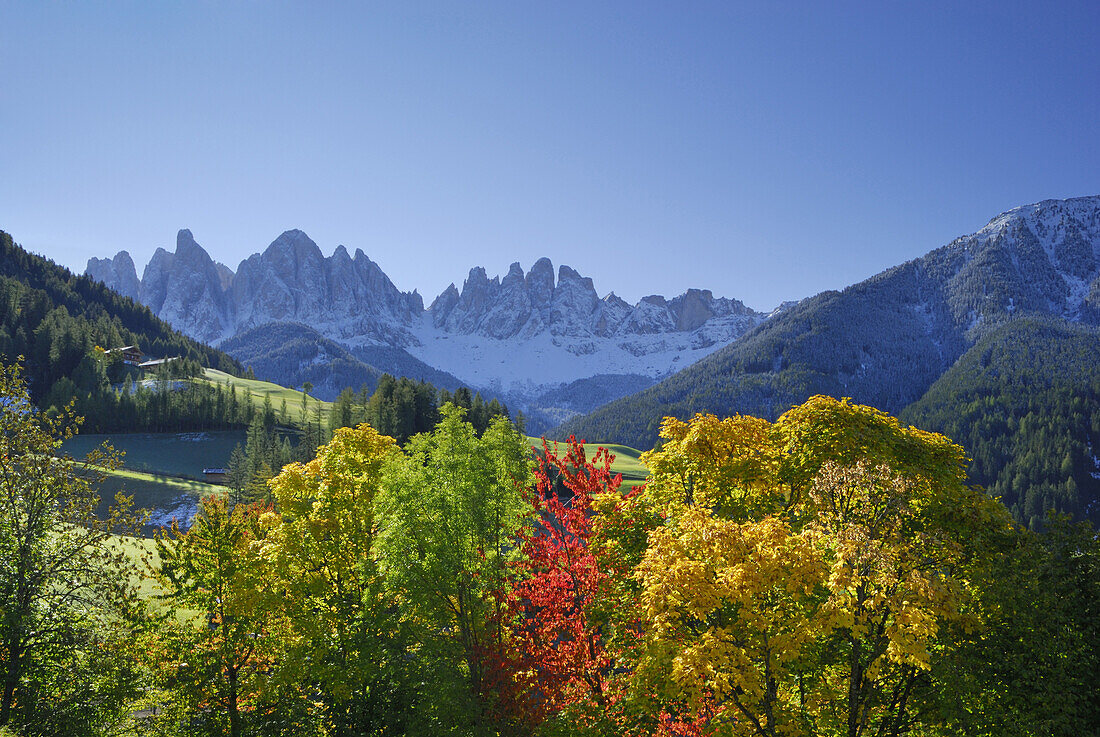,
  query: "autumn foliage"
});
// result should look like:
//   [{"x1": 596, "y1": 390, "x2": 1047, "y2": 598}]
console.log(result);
[
  {"x1": 113, "y1": 396, "x2": 1096, "y2": 737},
  {"x1": 485, "y1": 437, "x2": 619, "y2": 731}
]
